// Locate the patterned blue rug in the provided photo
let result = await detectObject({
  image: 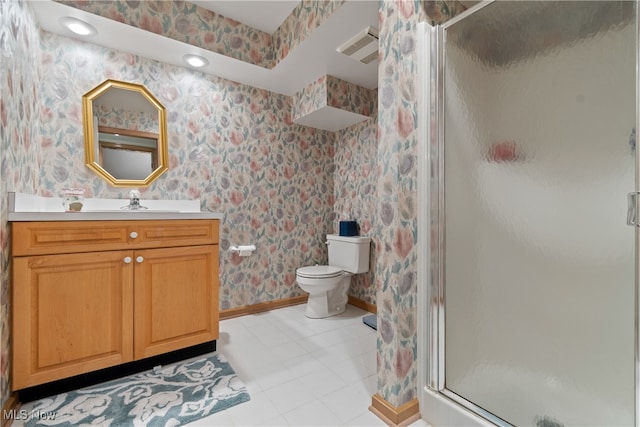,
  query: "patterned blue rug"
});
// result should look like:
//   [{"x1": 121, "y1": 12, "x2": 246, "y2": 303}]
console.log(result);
[{"x1": 22, "y1": 353, "x2": 250, "y2": 426}]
